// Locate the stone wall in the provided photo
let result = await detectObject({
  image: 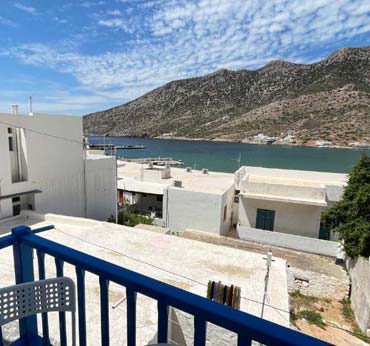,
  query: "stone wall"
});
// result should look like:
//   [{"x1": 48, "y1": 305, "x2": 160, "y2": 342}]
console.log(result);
[
  {"x1": 346, "y1": 256, "x2": 370, "y2": 336},
  {"x1": 287, "y1": 267, "x2": 349, "y2": 300}
]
